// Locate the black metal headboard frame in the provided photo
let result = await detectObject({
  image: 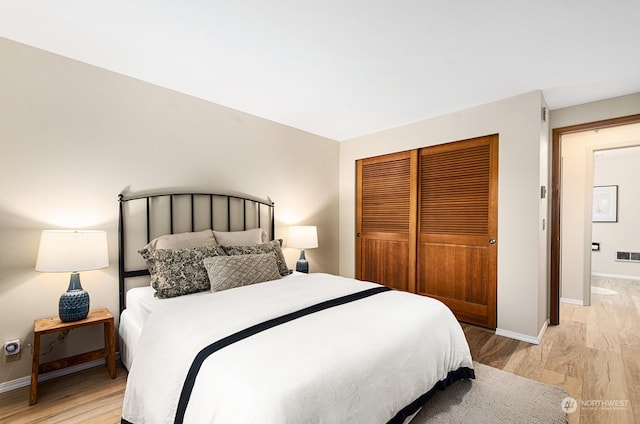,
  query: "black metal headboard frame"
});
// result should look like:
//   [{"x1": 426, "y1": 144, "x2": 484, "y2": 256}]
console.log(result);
[{"x1": 118, "y1": 191, "x2": 275, "y2": 314}]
